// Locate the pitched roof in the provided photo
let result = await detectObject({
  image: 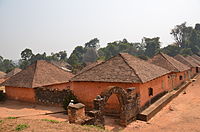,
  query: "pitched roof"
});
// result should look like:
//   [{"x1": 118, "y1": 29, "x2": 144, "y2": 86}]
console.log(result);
[
  {"x1": 50, "y1": 61, "x2": 72, "y2": 69},
  {"x1": 78, "y1": 60, "x2": 104, "y2": 74},
  {"x1": 71, "y1": 53, "x2": 170, "y2": 83},
  {"x1": 2, "y1": 60, "x2": 74, "y2": 88},
  {"x1": 191, "y1": 54, "x2": 200, "y2": 62},
  {"x1": 174, "y1": 55, "x2": 198, "y2": 68},
  {"x1": 0, "y1": 71, "x2": 6, "y2": 79},
  {"x1": 186, "y1": 56, "x2": 200, "y2": 66},
  {"x1": 148, "y1": 53, "x2": 190, "y2": 72},
  {"x1": 5, "y1": 68, "x2": 22, "y2": 79}
]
